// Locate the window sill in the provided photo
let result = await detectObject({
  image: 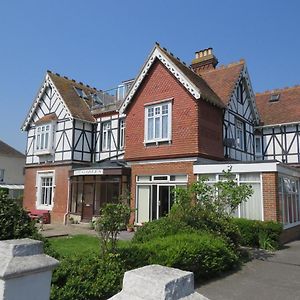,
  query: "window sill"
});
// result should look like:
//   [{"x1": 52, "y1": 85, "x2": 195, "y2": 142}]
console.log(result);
[
  {"x1": 144, "y1": 139, "x2": 172, "y2": 146},
  {"x1": 35, "y1": 149, "x2": 53, "y2": 156},
  {"x1": 36, "y1": 204, "x2": 53, "y2": 211}
]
